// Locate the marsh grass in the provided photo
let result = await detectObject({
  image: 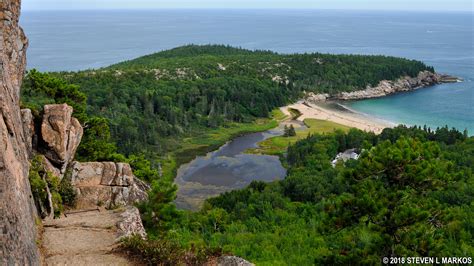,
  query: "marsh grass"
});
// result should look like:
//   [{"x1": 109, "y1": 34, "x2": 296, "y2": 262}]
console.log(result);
[
  {"x1": 248, "y1": 119, "x2": 351, "y2": 156},
  {"x1": 160, "y1": 109, "x2": 286, "y2": 180}
]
